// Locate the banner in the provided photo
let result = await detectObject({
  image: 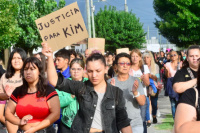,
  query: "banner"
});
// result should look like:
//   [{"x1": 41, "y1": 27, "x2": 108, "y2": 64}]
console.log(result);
[
  {"x1": 88, "y1": 38, "x2": 105, "y2": 54},
  {"x1": 116, "y1": 48, "x2": 129, "y2": 54},
  {"x1": 35, "y1": 2, "x2": 88, "y2": 51}
]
